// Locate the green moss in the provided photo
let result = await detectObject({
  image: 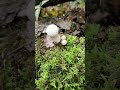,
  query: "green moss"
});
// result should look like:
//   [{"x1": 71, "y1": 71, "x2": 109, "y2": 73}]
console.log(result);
[{"x1": 35, "y1": 35, "x2": 85, "y2": 90}]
